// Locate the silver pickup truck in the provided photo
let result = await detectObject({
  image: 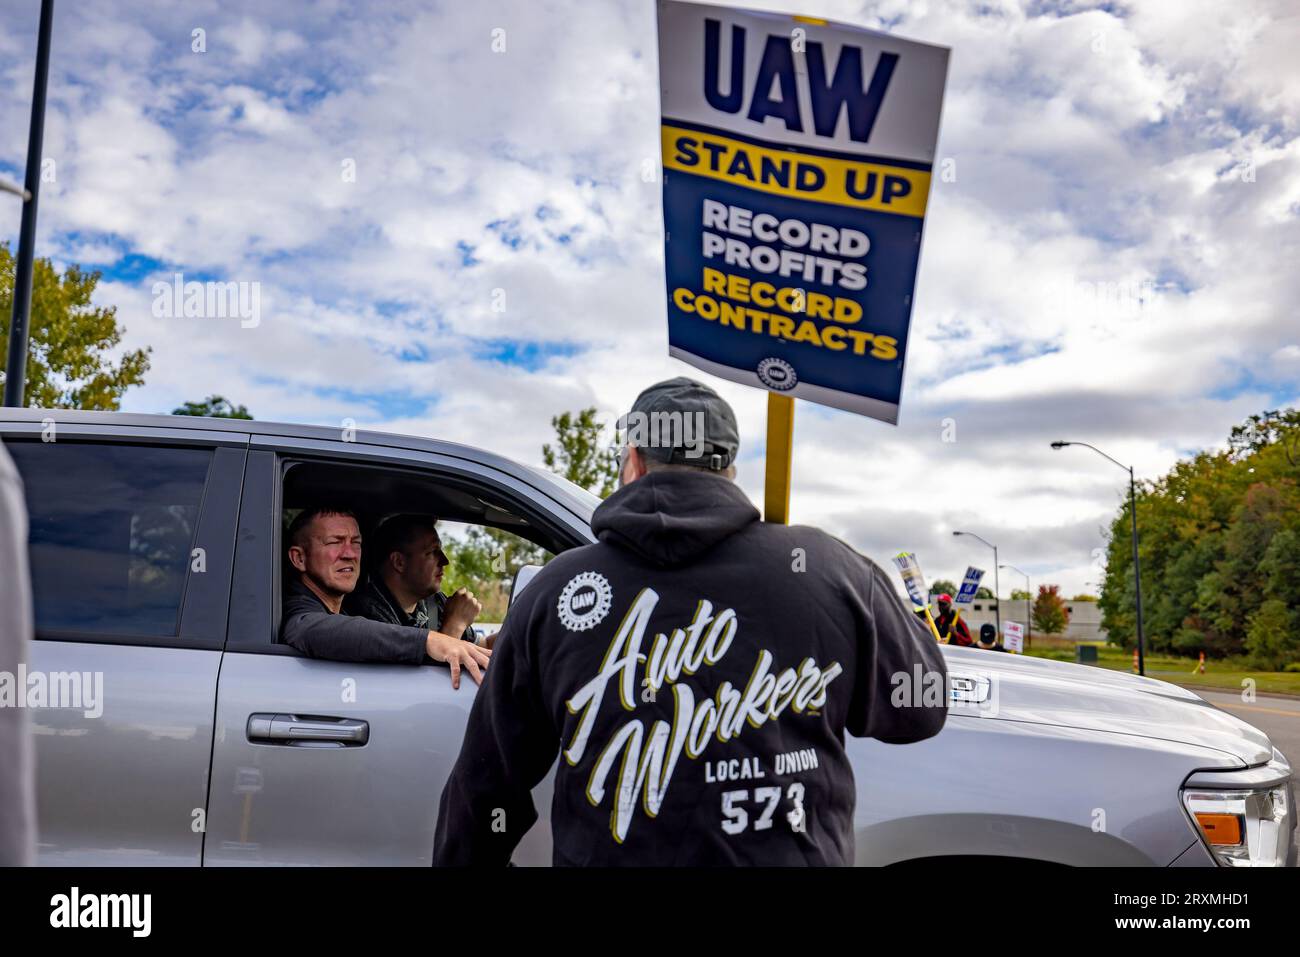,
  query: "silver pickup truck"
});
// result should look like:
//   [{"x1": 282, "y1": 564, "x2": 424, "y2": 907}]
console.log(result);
[{"x1": 3, "y1": 409, "x2": 1293, "y2": 867}]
